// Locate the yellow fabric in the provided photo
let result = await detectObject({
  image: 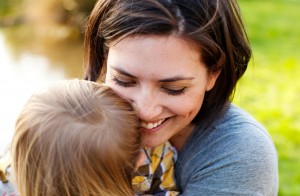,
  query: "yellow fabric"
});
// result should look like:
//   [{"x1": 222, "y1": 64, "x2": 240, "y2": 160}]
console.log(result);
[
  {"x1": 0, "y1": 151, "x2": 11, "y2": 183},
  {"x1": 132, "y1": 141, "x2": 178, "y2": 195}
]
